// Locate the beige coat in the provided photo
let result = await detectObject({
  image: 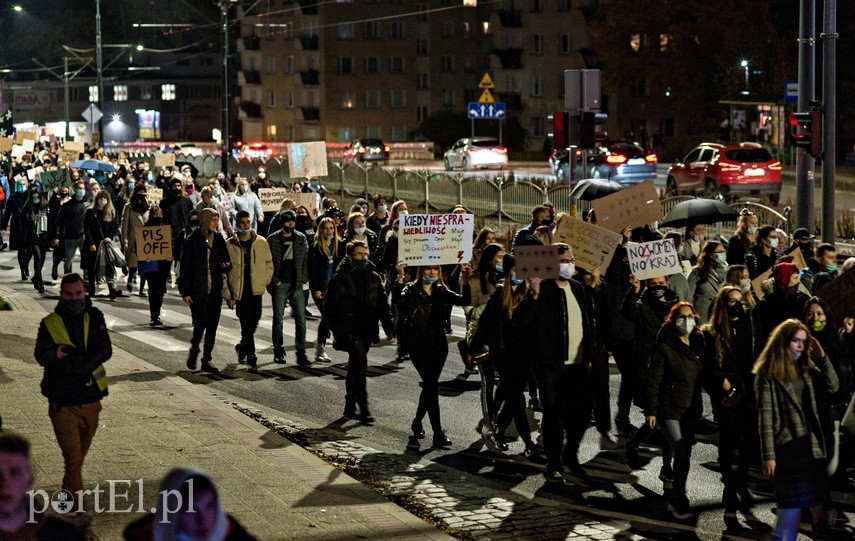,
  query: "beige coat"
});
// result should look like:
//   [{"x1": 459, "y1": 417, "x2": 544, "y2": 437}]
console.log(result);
[
  {"x1": 120, "y1": 204, "x2": 147, "y2": 268},
  {"x1": 224, "y1": 231, "x2": 274, "y2": 300}
]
